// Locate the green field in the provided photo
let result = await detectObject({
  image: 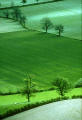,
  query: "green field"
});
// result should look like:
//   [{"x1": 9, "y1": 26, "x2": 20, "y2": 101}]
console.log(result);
[
  {"x1": 0, "y1": 0, "x2": 82, "y2": 118},
  {"x1": 0, "y1": 31, "x2": 82, "y2": 92}
]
